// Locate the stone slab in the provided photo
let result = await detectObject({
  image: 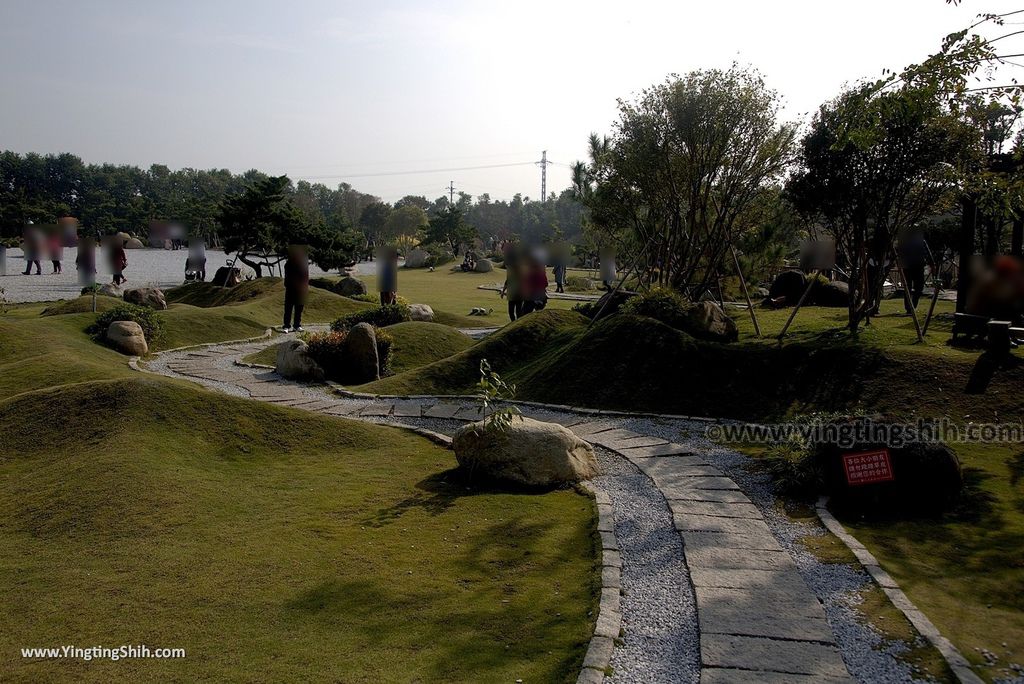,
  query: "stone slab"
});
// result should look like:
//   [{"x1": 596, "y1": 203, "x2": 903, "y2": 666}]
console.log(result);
[
  {"x1": 664, "y1": 488, "x2": 752, "y2": 504},
  {"x1": 392, "y1": 403, "x2": 423, "y2": 418},
  {"x1": 452, "y1": 406, "x2": 484, "y2": 421},
  {"x1": 570, "y1": 420, "x2": 618, "y2": 437},
  {"x1": 618, "y1": 443, "x2": 698, "y2": 458},
  {"x1": 423, "y1": 403, "x2": 461, "y2": 419},
  {"x1": 669, "y1": 500, "x2": 762, "y2": 519},
  {"x1": 695, "y1": 585, "x2": 825, "y2": 620},
  {"x1": 360, "y1": 403, "x2": 394, "y2": 417},
  {"x1": 700, "y1": 608, "x2": 834, "y2": 642},
  {"x1": 701, "y1": 634, "x2": 849, "y2": 678},
  {"x1": 321, "y1": 403, "x2": 366, "y2": 416},
  {"x1": 700, "y1": 668, "x2": 855, "y2": 684},
  {"x1": 689, "y1": 568, "x2": 813, "y2": 595},
  {"x1": 673, "y1": 514, "x2": 772, "y2": 537},
  {"x1": 684, "y1": 546, "x2": 795, "y2": 571},
  {"x1": 681, "y1": 530, "x2": 783, "y2": 552},
  {"x1": 658, "y1": 478, "x2": 742, "y2": 497}
]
